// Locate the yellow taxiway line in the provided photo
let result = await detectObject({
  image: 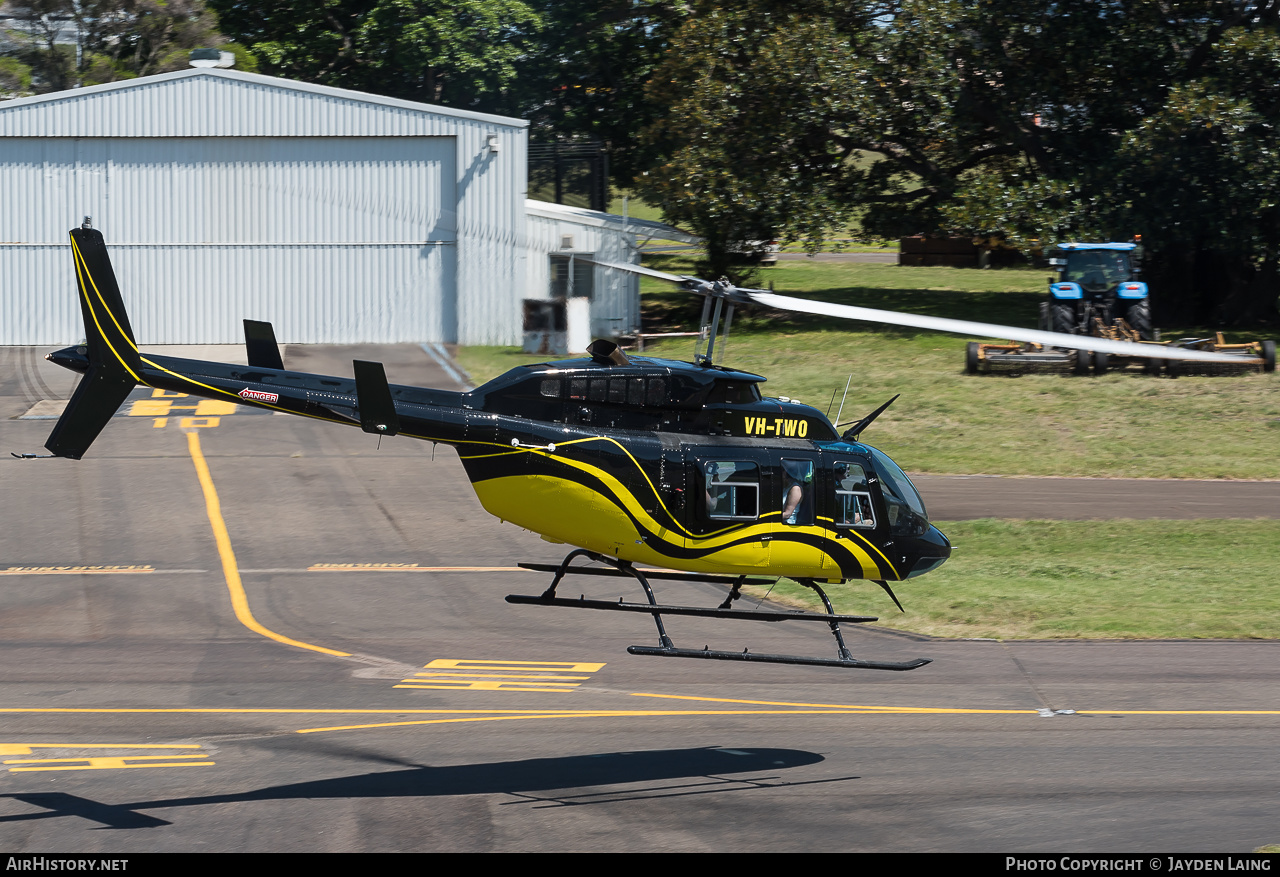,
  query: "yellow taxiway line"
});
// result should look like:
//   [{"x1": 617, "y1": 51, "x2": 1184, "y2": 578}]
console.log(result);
[
  {"x1": 186, "y1": 430, "x2": 351, "y2": 657},
  {"x1": 629, "y1": 692, "x2": 1033, "y2": 713}
]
